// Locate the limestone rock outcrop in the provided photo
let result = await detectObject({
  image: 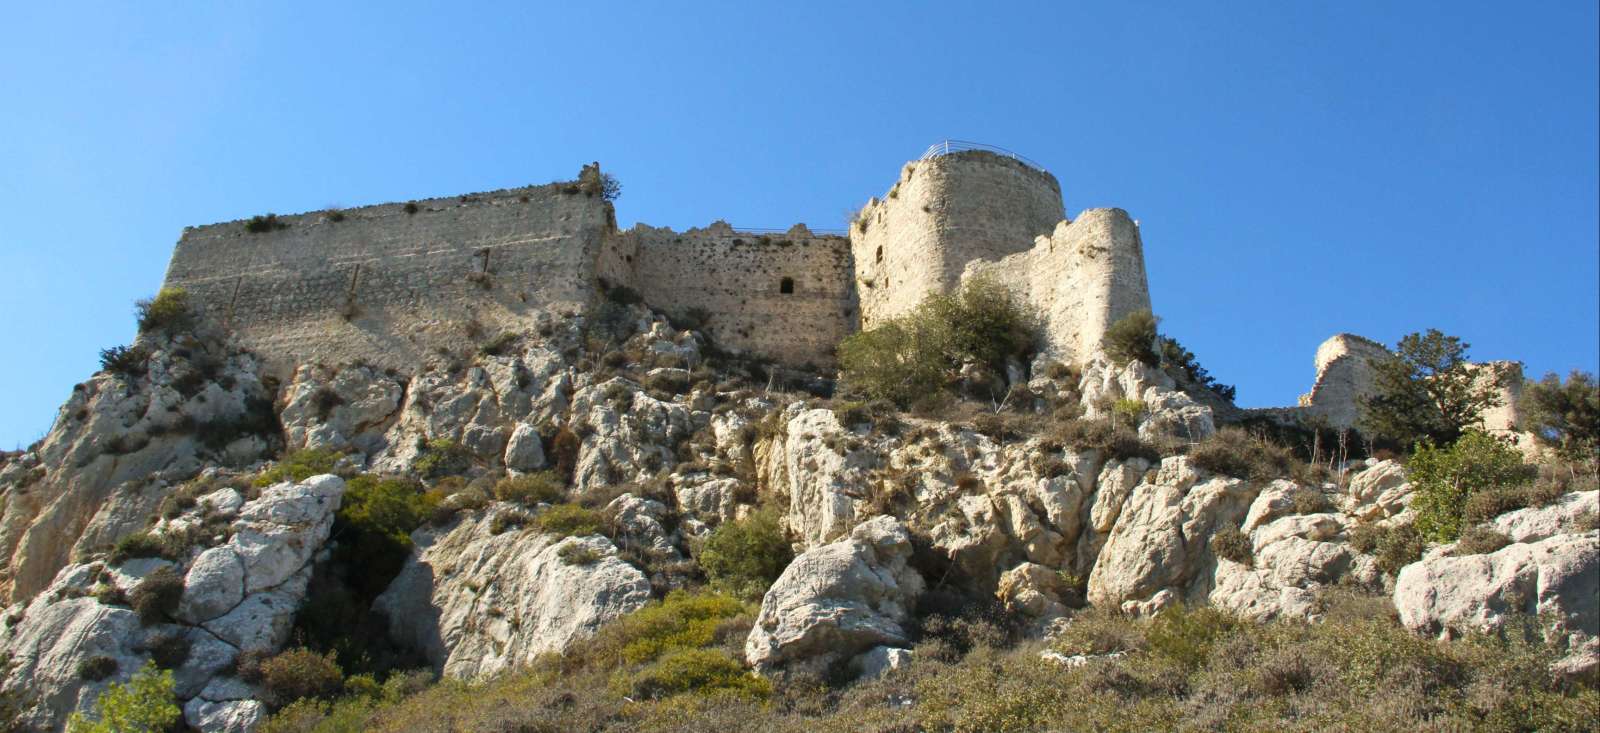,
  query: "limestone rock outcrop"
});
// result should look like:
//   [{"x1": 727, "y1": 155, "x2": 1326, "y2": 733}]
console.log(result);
[
  {"x1": 0, "y1": 475, "x2": 344, "y2": 732},
  {"x1": 374, "y1": 506, "x2": 652, "y2": 679},
  {"x1": 745, "y1": 516, "x2": 924, "y2": 671},
  {"x1": 1394, "y1": 527, "x2": 1599, "y2": 677},
  {"x1": 0, "y1": 332, "x2": 275, "y2": 605}
]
